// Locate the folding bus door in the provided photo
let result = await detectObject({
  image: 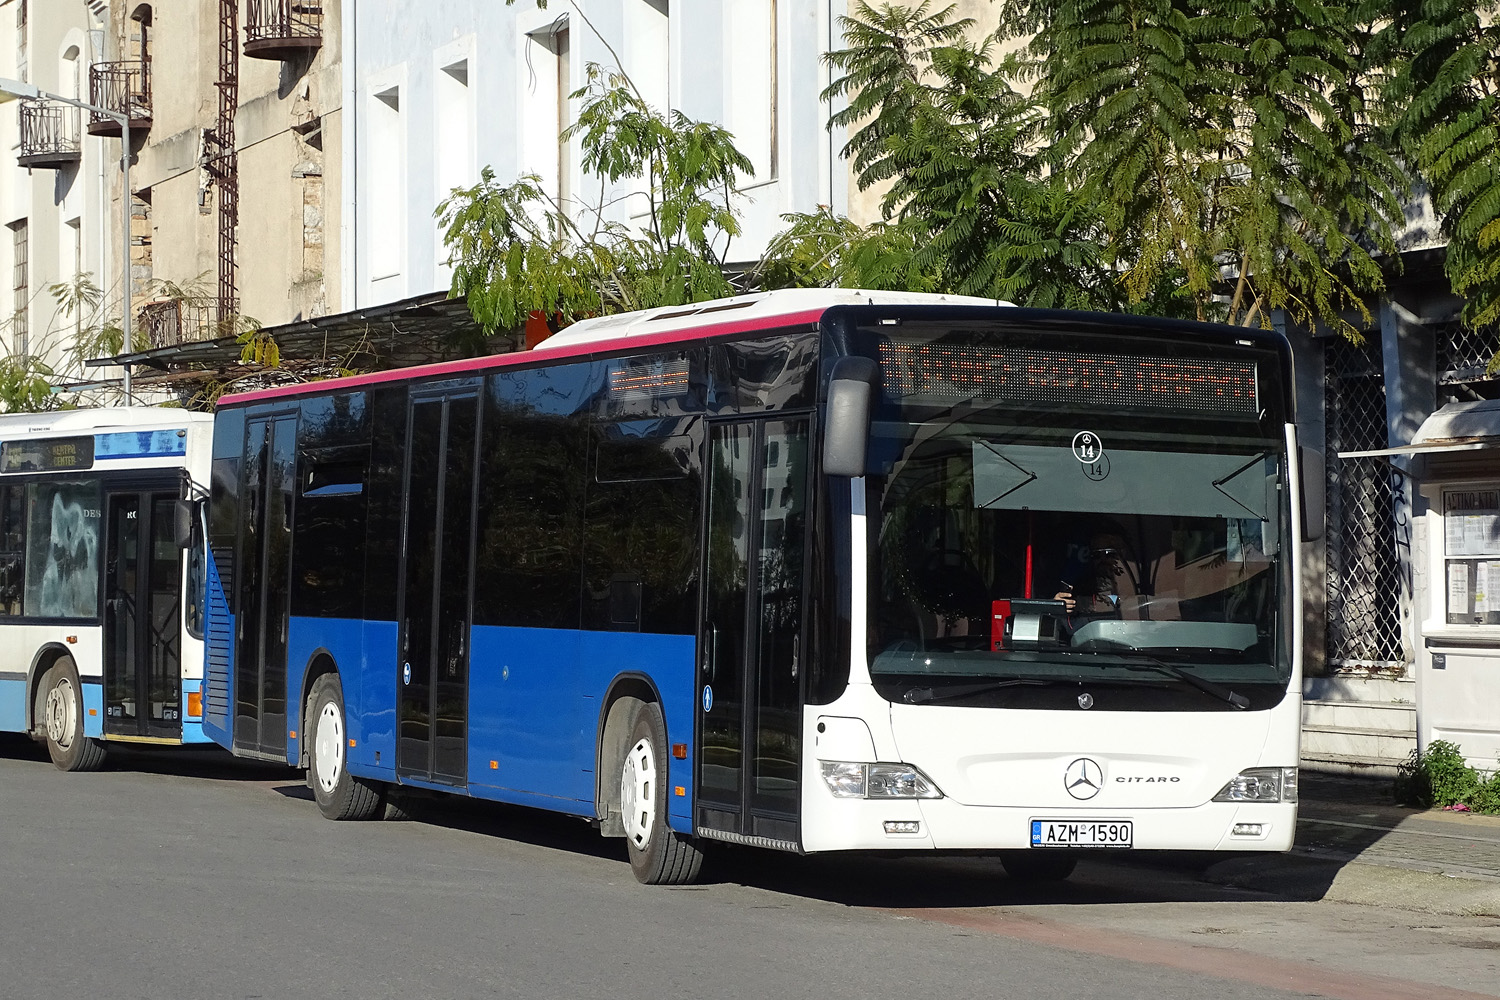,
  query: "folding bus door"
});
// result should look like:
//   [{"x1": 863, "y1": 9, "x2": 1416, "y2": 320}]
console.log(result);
[
  {"x1": 396, "y1": 387, "x2": 480, "y2": 786},
  {"x1": 697, "y1": 417, "x2": 810, "y2": 848},
  {"x1": 233, "y1": 413, "x2": 296, "y2": 759},
  {"x1": 103, "y1": 488, "x2": 185, "y2": 741}
]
